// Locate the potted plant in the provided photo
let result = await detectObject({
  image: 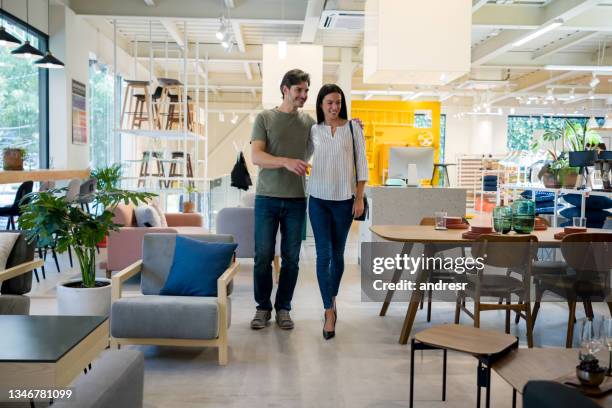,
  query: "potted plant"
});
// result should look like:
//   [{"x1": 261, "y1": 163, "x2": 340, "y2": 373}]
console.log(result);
[
  {"x1": 566, "y1": 120, "x2": 601, "y2": 167},
  {"x1": 2, "y1": 147, "x2": 26, "y2": 170},
  {"x1": 19, "y1": 186, "x2": 155, "y2": 316},
  {"x1": 90, "y1": 163, "x2": 123, "y2": 248},
  {"x1": 183, "y1": 185, "x2": 198, "y2": 213}
]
